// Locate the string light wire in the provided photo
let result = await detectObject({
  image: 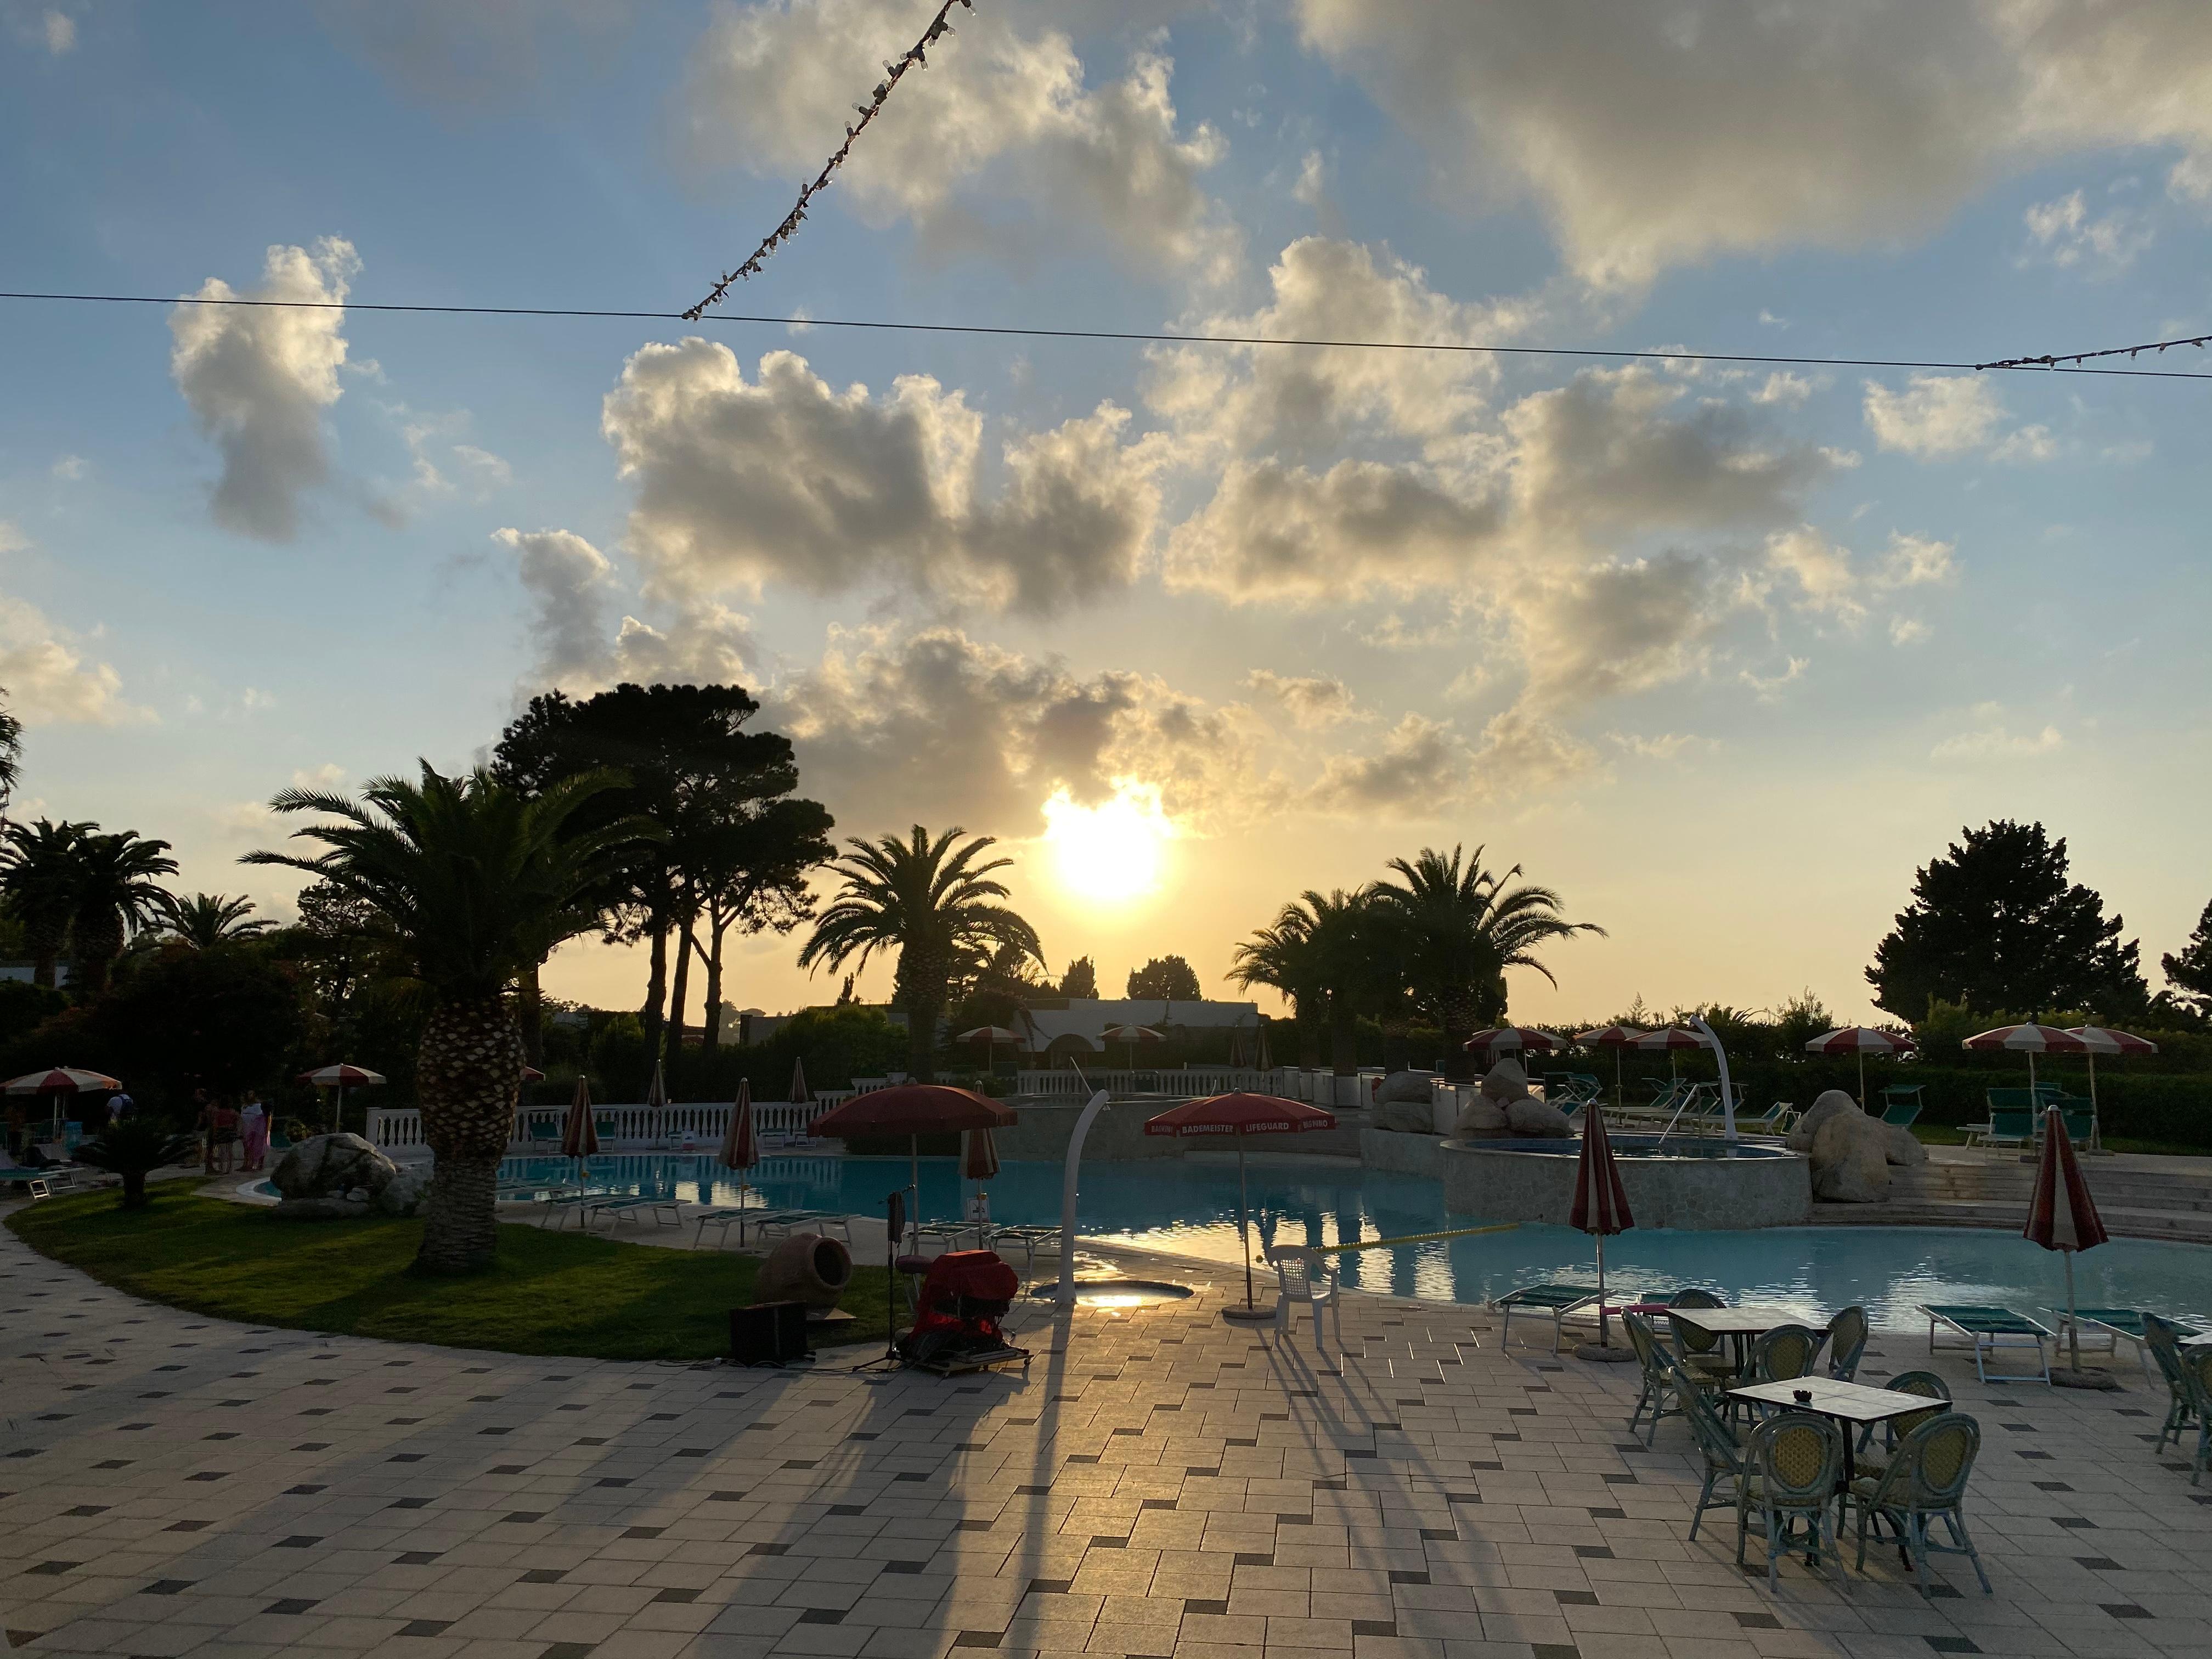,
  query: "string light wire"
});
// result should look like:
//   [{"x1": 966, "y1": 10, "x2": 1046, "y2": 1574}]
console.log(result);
[
  {"x1": 2, "y1": 289, "x2": 2209, "y2": 380},
  {"x1": 1976, "y1": 329, "x2": 2212, "y2": 372}
]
